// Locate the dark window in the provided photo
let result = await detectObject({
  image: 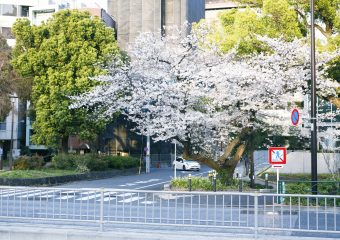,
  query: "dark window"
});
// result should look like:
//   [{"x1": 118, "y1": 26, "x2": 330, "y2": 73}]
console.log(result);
[
  {"x1": 20, "y1": 6, "x2": 29, "y2": 17},
  {"x1": 0, "y1": 122, "x2": 6, "y2": 131},
  {"x1": 1, "y1": 4, "x2": 17, "y2": 16}
]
